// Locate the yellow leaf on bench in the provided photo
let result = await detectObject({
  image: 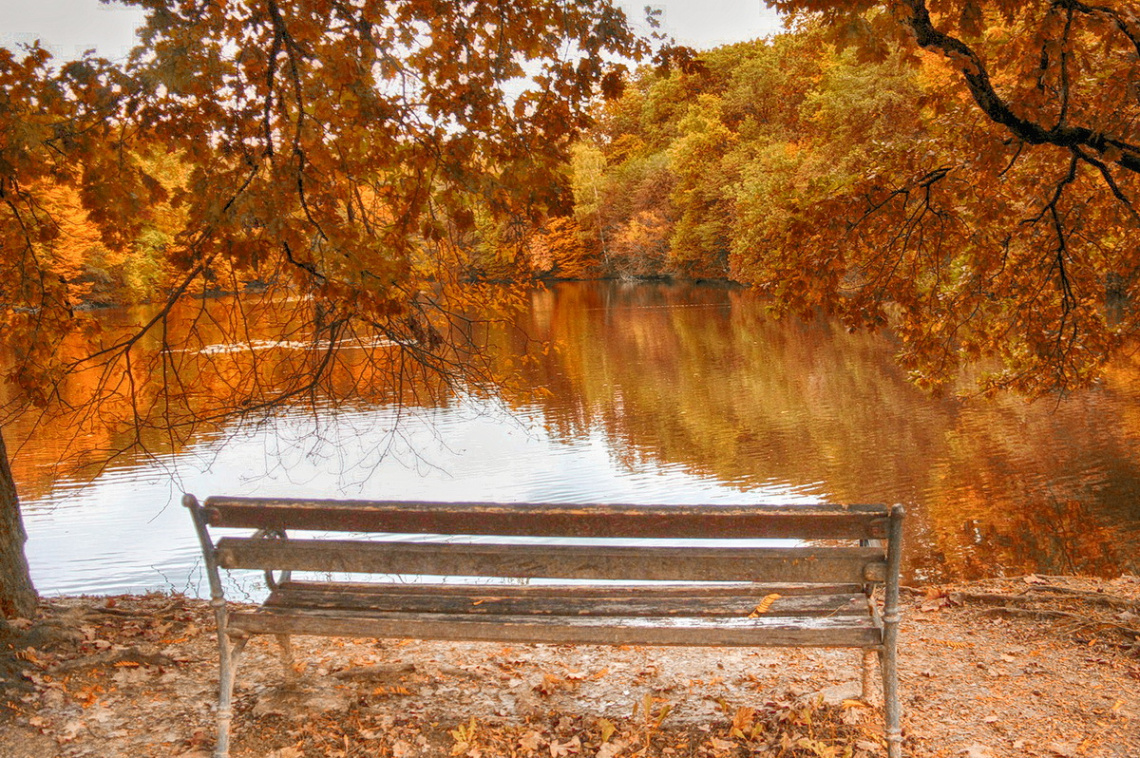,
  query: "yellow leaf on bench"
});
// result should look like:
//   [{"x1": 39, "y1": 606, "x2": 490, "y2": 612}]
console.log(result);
[{"x1": 748, "y1": 594, "x2": 781, "y2": 617}]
